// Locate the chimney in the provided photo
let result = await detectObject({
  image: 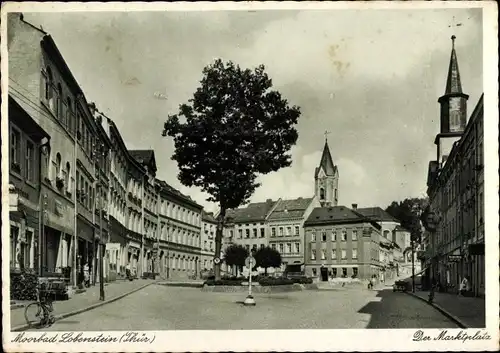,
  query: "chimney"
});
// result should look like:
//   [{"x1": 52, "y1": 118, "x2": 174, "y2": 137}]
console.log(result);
[
  {"x1": 352, "y1": 203, "x2": 358, "y2": 210},
  {"x1": 88, "y1": 102, "x2": 96, "y2": 116}
]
